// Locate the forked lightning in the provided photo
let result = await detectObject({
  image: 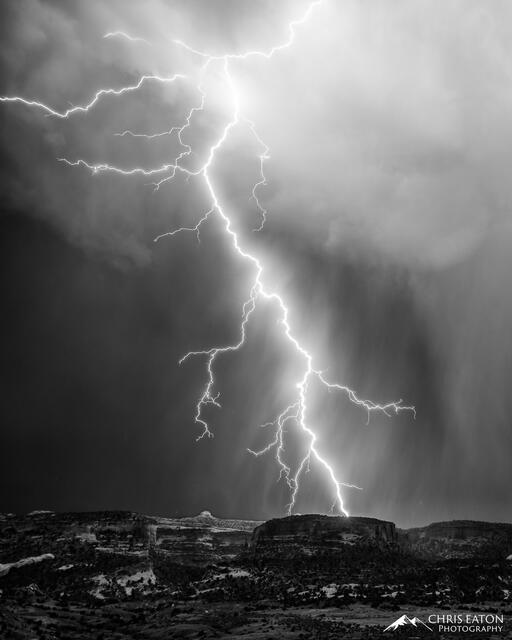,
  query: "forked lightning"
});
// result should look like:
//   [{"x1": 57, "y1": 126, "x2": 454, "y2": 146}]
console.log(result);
[{"x1": 0, "y1": 1, "x2": 414, "y2": 516}]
